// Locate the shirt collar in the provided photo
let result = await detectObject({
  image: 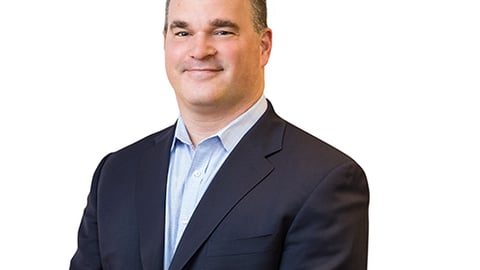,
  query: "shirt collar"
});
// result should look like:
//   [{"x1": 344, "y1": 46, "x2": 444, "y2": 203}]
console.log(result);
[{"x1": 171, "y1": 96, "x2": 268, "y2": 152}]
